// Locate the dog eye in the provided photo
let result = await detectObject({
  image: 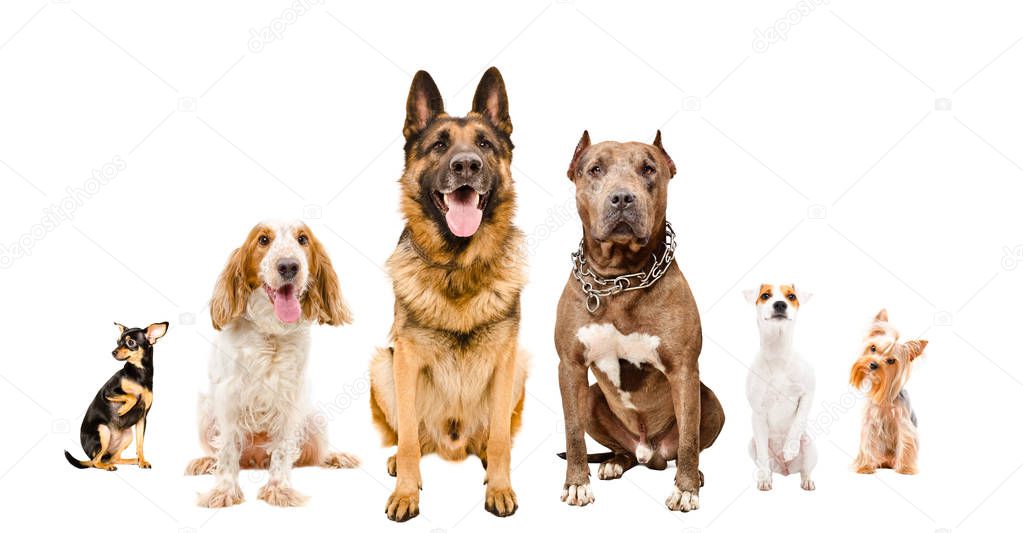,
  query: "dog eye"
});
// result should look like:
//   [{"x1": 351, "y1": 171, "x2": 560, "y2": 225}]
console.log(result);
[
  {"x1": 760, "y1": 293, "x2": 770, "y2": 300},
  {"x1": 477, "y1": 138, "x2": 492, "y2": 150},
  {"x1": 886, "y1": 358, "x2": 897, "y2": 365},
  {"x1": 641, "y1": 164, "x2": 655, "y2": 176},
  {"x1": 297, "y1": 235, "x2": 308, "y2": 245},
  {"x1": 432, "y1": 141, "x2": 447, "y2": 153},
  {"x1": 787, "y1": 294, "x2": 796, "y2": 301},
  {"x1": 870, "y1": 345, "x2": 877, "y2": 353},
  {"x1": 588, "y1": 165, "x2": 602, "y2": 177},
  {"x1": 126, "y1": 338, "x2": 137, "y2": 349},
  {"x1": 258, "y1": 235, "x2": 270, "y2": 246}
]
